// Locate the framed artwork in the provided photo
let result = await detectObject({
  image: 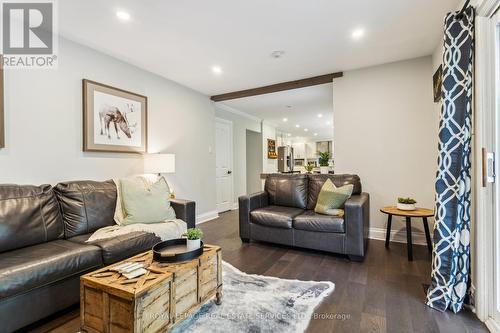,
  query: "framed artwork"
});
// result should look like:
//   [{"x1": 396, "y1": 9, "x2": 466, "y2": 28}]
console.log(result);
[
  {"x1": 83, "y1": 79, "x2": 147, "y2": 153},
  {"x1": 267, "y1": 139, "x2": 277, "y2": 159},
  {"x1": 433, "y1": 65, "x2": 443, "y2": 103},
  {"x1": 0, "y1": 57, "x2": 4, "y2": 149}
]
